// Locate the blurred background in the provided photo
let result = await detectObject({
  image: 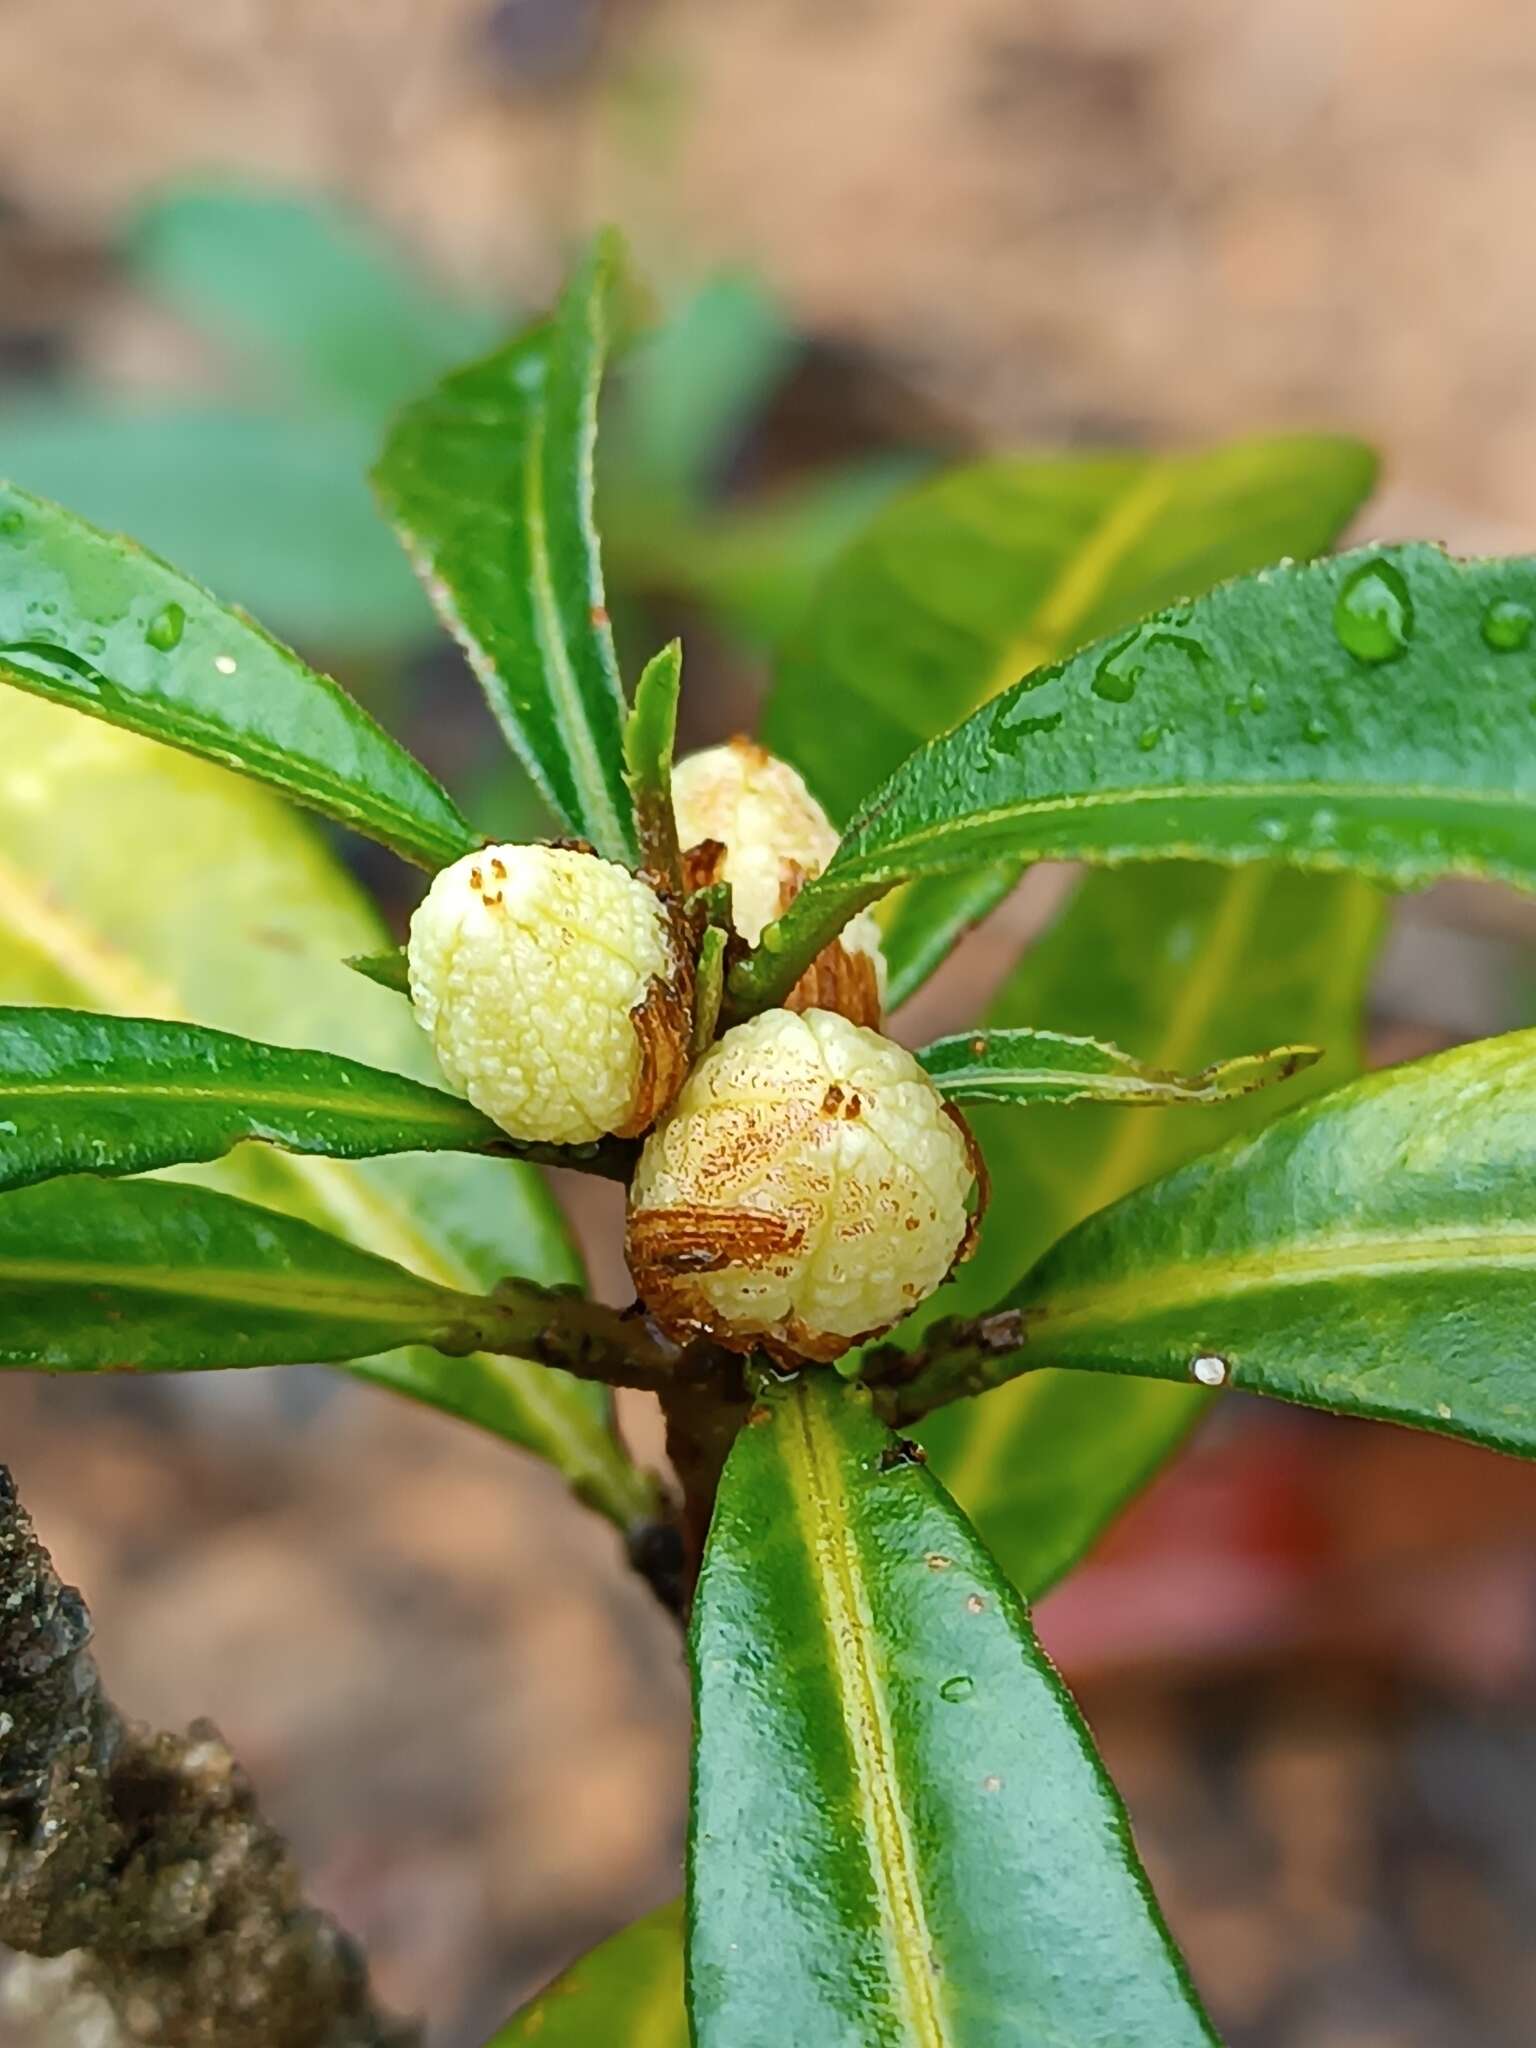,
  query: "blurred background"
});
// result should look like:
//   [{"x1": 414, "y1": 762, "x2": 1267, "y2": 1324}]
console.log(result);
[{"x1": 2, "y1": 3, "x2": 1536, "y2": 2044}]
